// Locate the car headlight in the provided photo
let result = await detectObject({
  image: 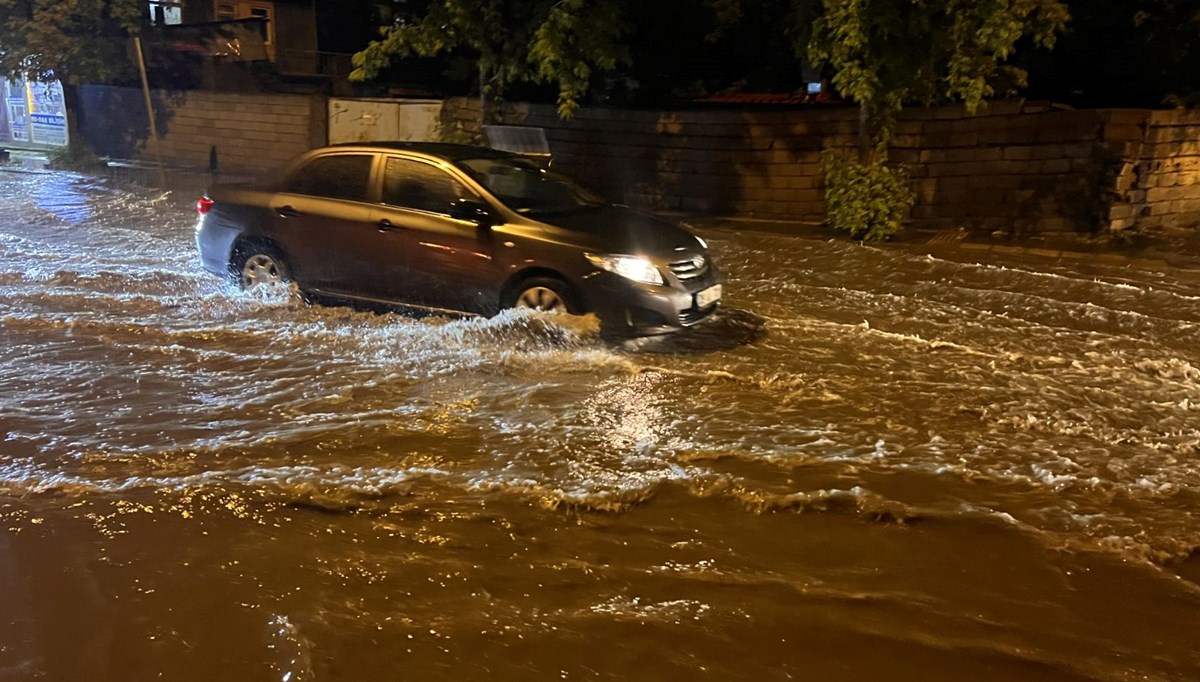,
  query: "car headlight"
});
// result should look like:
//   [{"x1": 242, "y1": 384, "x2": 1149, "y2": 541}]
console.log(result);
[
  {"x1": 585, "y1": 253, "x2": 663, "y2": 285},
  {"x1": 695, "y1": 235, "x2": 708, "y2": 249}
]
